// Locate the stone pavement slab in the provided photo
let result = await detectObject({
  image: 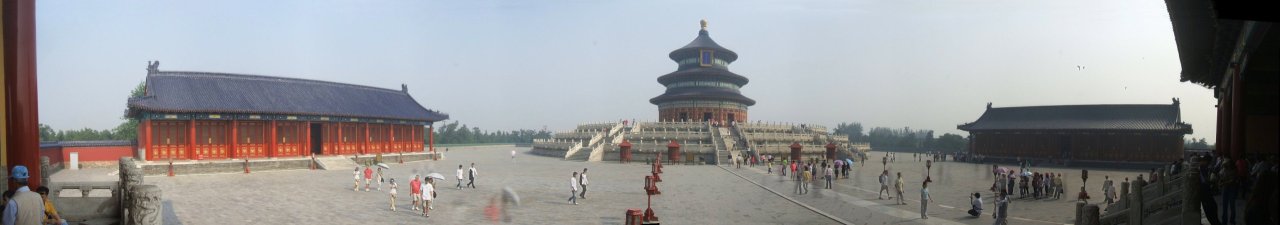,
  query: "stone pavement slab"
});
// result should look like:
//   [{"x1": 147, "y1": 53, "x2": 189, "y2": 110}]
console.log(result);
[{"x1": 149, "y1": 145, "x2": 840, "y2": 224}]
